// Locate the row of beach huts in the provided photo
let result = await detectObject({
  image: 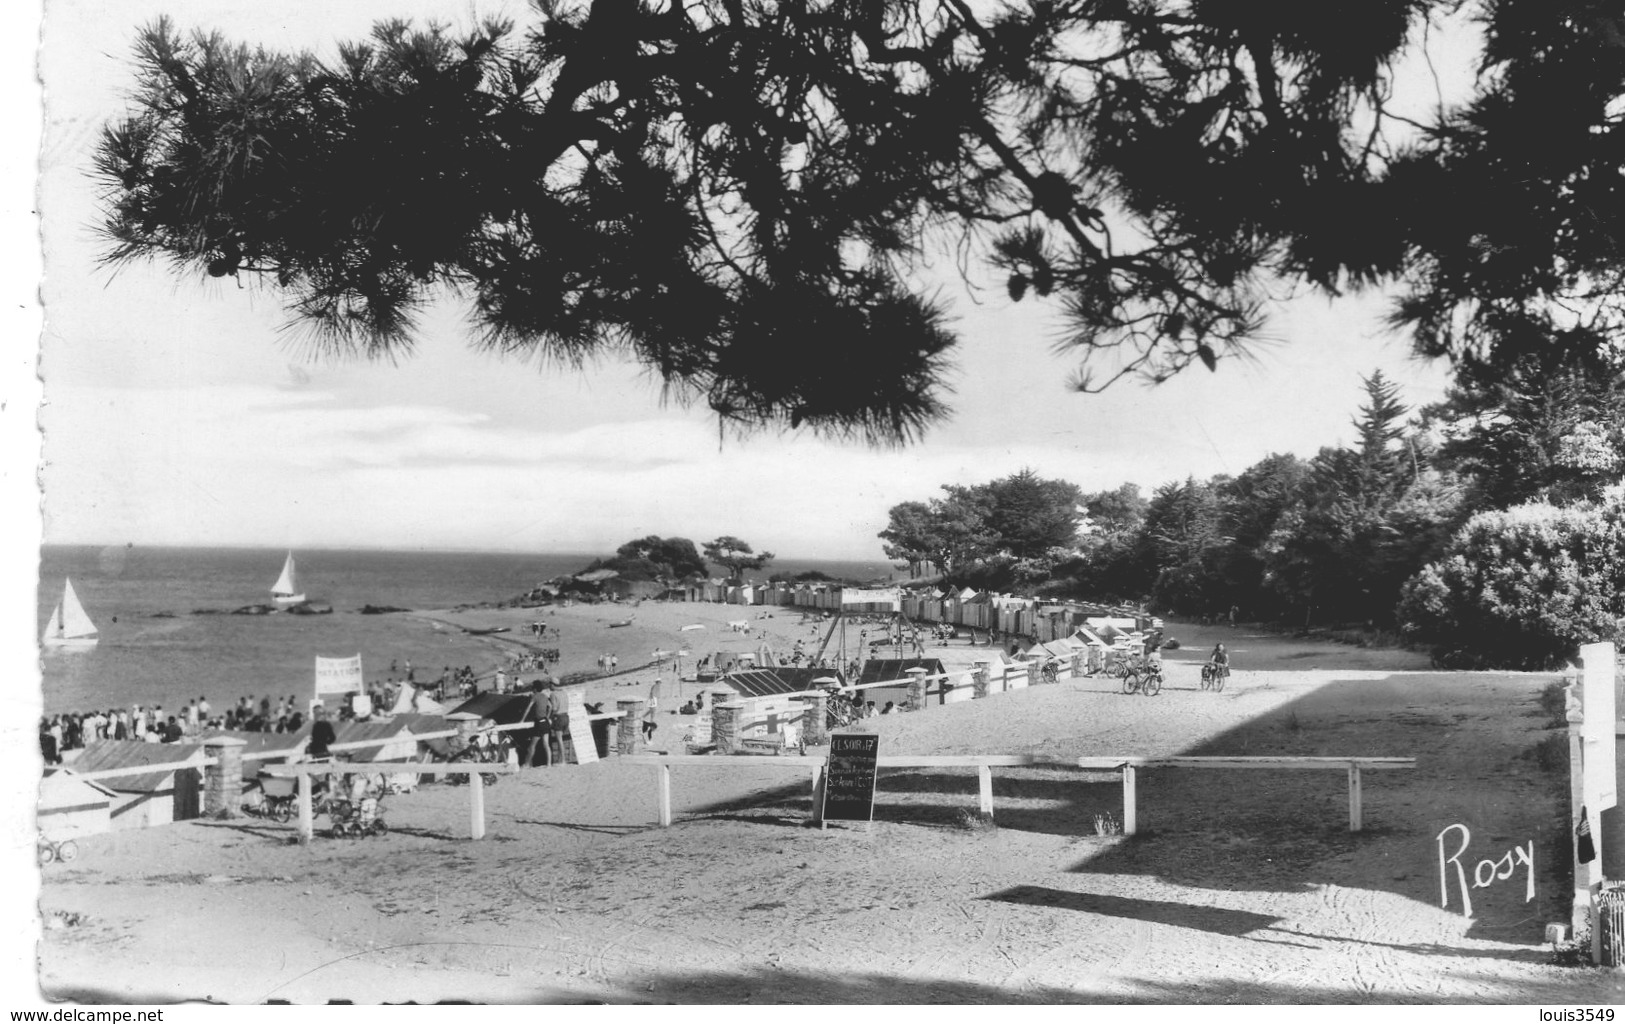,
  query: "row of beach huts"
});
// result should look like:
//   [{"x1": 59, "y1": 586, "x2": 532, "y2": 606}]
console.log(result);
[{"x1": 661, "y1": 581, "x2": 1148, "y2": 644}]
